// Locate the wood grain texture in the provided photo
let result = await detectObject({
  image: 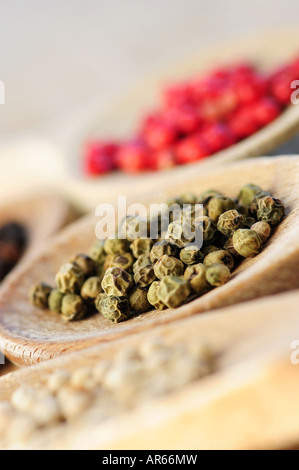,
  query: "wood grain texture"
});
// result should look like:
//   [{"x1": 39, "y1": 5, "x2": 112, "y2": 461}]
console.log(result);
[
  {"x1": 0, "y1": 156, "x2": 298, "y2": 366},
  {"x1": 0, "y1": 290, "x2": 299, "y2": 450},
  {"x1": 60, "y1": 29, "x2": 299, "y2": 212}
]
